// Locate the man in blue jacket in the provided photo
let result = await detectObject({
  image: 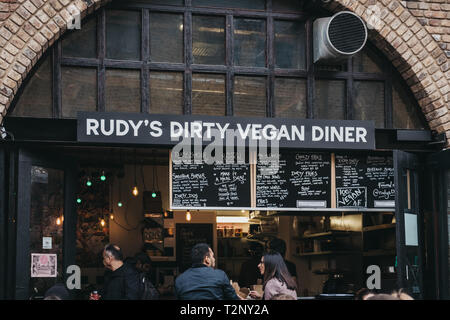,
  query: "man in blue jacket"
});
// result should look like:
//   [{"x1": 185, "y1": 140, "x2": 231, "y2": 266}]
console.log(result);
[{"x1": 175, "y1": 243, "x2": 242, "y2": 300}]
